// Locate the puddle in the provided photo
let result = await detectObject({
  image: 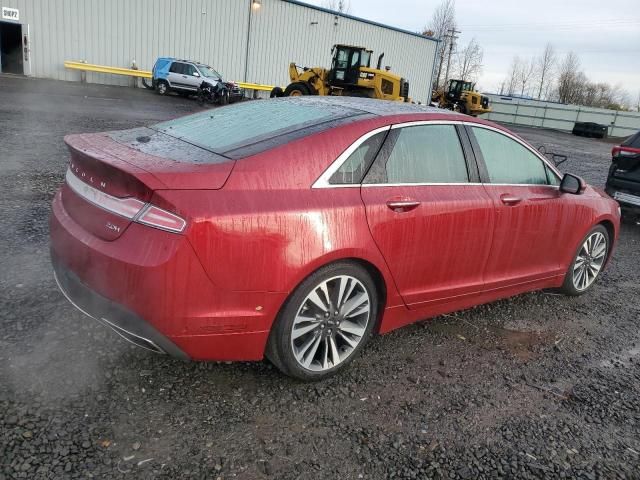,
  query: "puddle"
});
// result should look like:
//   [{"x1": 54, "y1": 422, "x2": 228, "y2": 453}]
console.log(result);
[
  {"x1": 425, "y1": 320, "x2": 554, "y2": 361},
  {"x1": 600, "y1": 346, "x2": 640, "y2": 368}
]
